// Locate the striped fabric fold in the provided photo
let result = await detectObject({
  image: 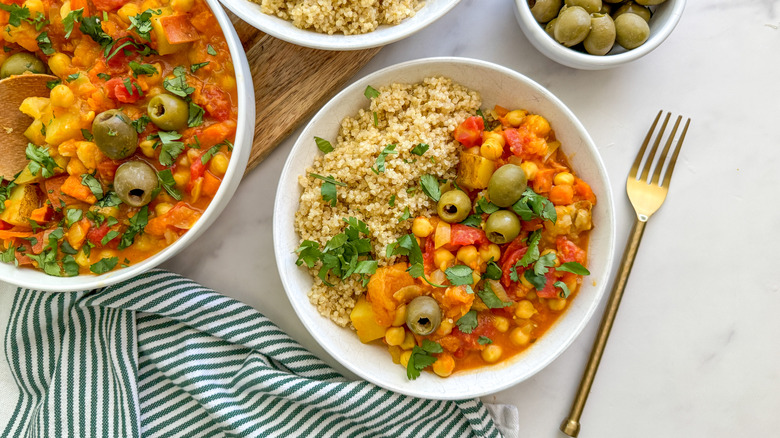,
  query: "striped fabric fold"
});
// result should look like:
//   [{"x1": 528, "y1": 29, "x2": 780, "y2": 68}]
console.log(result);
[{"x1": 2, "y1": 269, "x2": 505, "y2": 438}]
